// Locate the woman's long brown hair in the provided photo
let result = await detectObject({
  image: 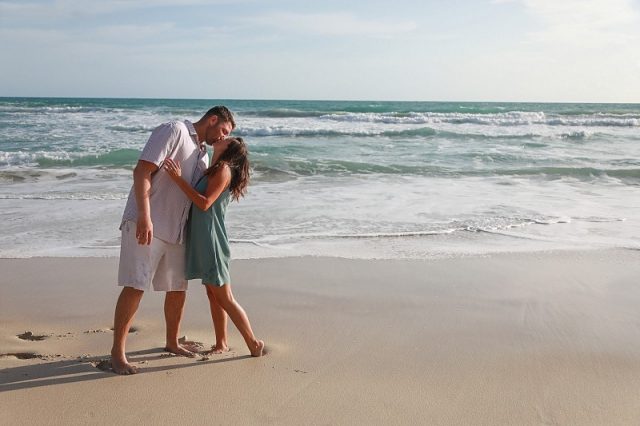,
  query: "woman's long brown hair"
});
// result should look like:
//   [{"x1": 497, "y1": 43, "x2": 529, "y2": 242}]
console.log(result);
[{"x1": 204, "y1": 137, "x2": 250, "y2": 201}]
